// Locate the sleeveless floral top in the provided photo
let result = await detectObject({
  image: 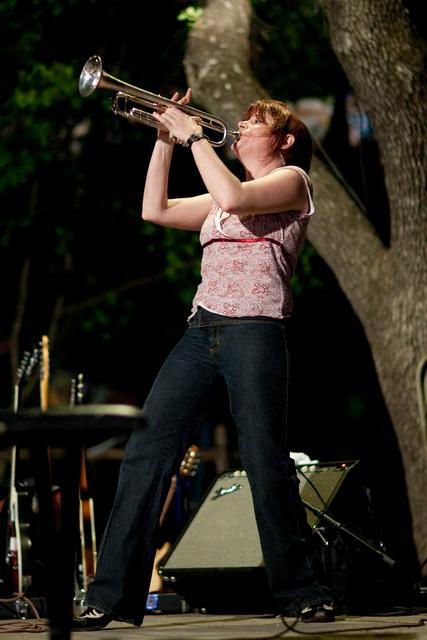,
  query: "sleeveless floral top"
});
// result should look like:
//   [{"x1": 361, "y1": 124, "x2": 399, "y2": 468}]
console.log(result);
[{"x1": 189, "y1": 166, "x2": 314, "y2": 320}]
